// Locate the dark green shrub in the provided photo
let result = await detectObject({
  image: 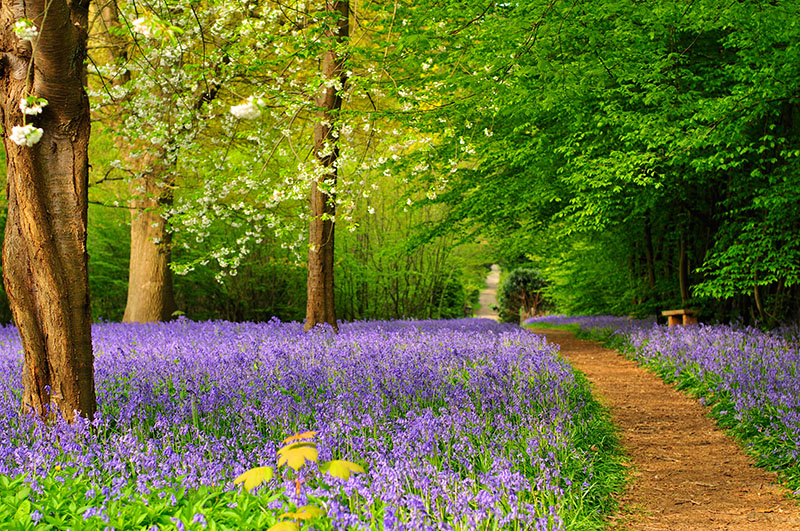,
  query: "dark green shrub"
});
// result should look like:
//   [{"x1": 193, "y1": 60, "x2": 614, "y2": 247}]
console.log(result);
[{"x1": 498, "y1": 268, "x2": 549, "y2": 323}]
